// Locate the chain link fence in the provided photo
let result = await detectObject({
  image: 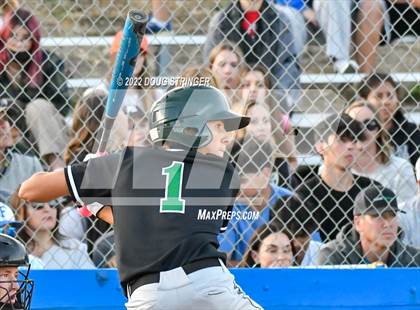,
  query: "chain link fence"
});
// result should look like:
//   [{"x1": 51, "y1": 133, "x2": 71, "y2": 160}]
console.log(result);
[{"x1": 0, "y1": 0, "x2": 419, "y2": 270}]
